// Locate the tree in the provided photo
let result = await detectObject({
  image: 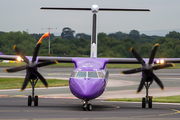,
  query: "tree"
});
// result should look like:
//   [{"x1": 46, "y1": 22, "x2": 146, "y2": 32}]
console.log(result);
[
  {"x1": 61, "y1": 27, "x2": 75, "y2": 40},
  {"x1": 129, "y1": 30, "x2": 140, "y2": 41},
  {"x1": 166, "y1": 31, "x2": 180, "y2": 39},
  {"x1": 75, "y1": 33, "x2": 91, "y2": 40}
]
